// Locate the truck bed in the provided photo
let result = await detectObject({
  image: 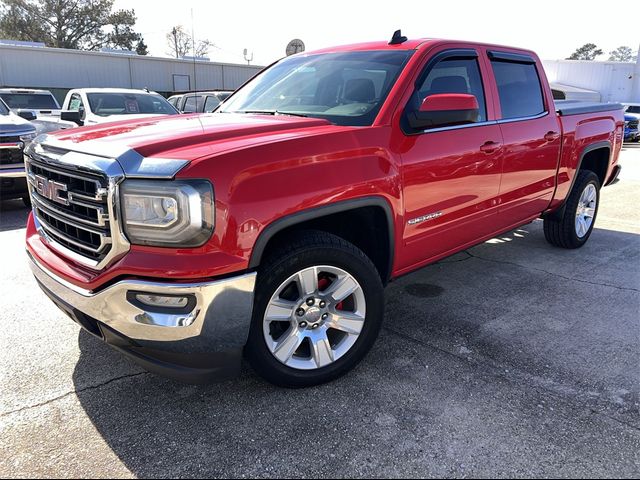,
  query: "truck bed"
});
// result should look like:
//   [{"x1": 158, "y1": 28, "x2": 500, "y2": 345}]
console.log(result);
[{"x1": 555, "y1": 100, "x2": 623, "y2": 116}]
